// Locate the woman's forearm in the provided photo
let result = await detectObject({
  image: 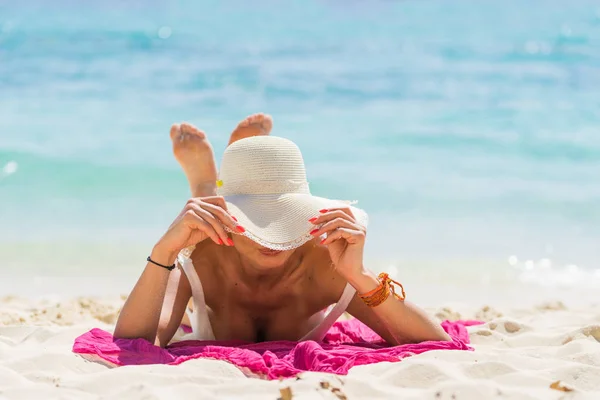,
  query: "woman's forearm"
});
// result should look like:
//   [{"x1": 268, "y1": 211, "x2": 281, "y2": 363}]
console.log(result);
[
  {"x1": 113, "y1": 247, "x2": 177, "y2": 343},
  {"x1": 348, "y1": 269, "x2": 451, "y2": 345}
]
